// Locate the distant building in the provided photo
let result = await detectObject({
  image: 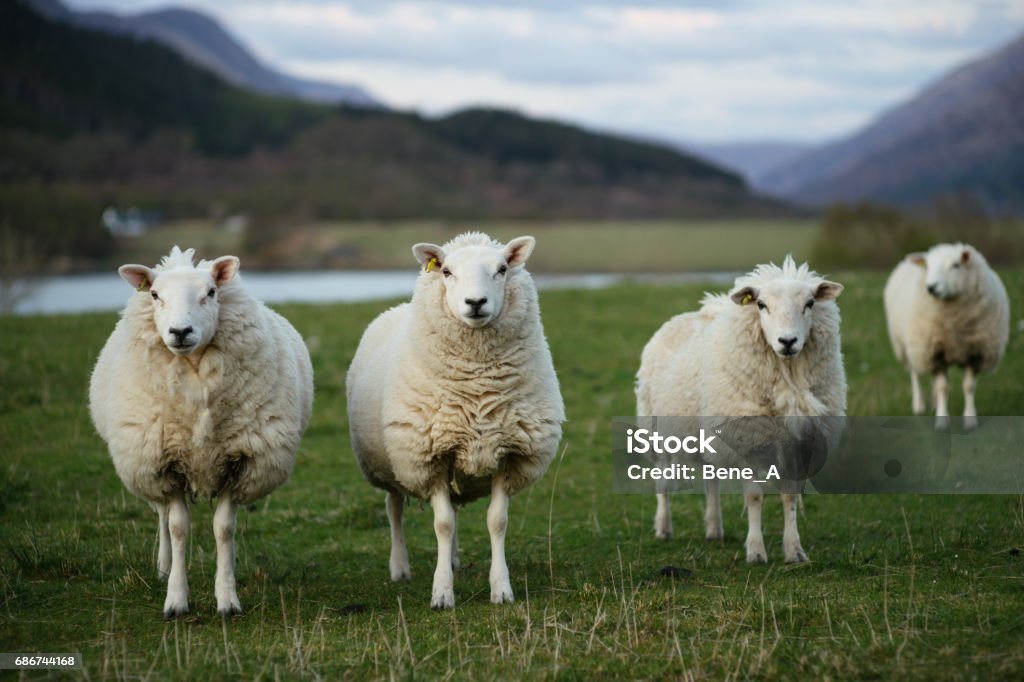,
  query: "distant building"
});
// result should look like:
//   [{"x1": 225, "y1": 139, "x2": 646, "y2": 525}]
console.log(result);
[{"x1": 102, "y1": 207, "x2": 159, "y2": 237}]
